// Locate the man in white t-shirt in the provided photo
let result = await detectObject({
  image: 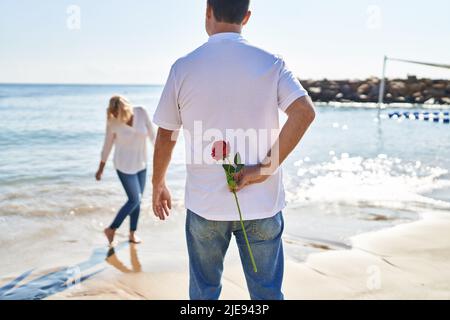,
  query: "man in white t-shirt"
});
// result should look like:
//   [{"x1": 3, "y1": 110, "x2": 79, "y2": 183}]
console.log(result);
[{"x1": 152, "y1": 0, "x2": 315, "y2": 300}]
